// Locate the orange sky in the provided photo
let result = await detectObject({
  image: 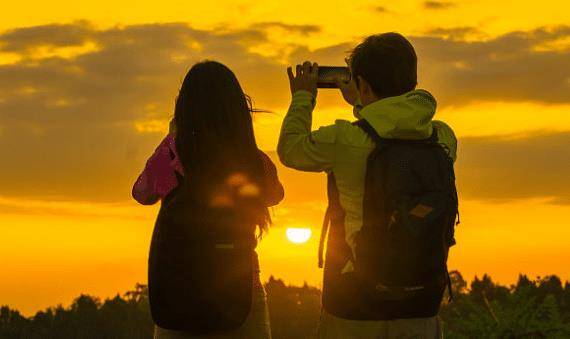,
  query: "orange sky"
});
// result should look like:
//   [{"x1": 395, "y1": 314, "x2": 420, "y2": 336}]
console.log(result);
[{"x1": 1, "y1": 0, "x2": 570, "y2": 315}]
